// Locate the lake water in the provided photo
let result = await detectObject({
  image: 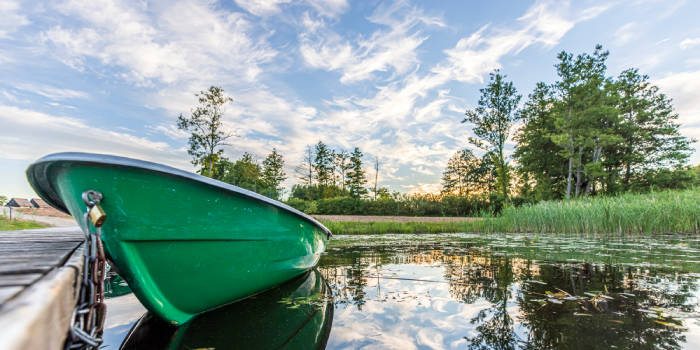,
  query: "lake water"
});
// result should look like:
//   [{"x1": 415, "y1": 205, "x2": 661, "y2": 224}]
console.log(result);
[{"x1": 102, "y1": 233, "x2": 700, "y2": 349}]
